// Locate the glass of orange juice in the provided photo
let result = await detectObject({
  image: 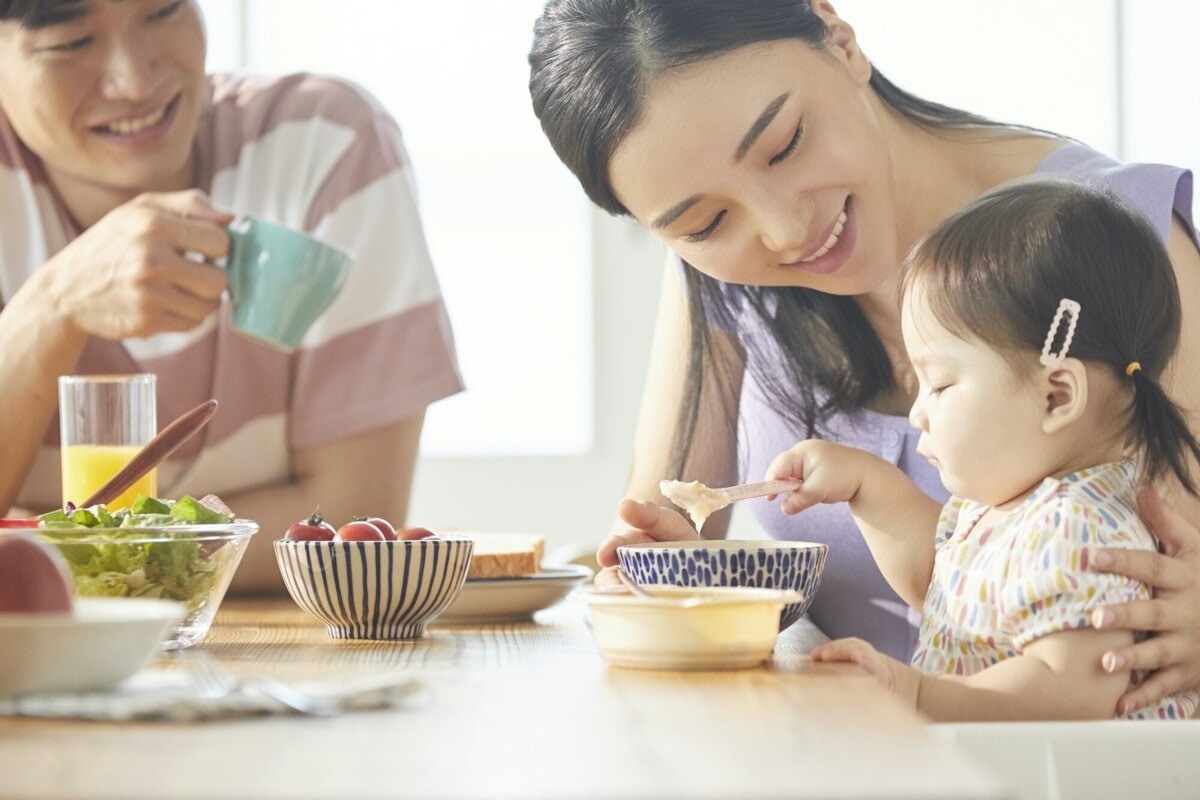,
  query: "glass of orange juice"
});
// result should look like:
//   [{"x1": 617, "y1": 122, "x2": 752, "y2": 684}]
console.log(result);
[{"x1": 58, "y1": 374, "x2": 157, "y2": 510}]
